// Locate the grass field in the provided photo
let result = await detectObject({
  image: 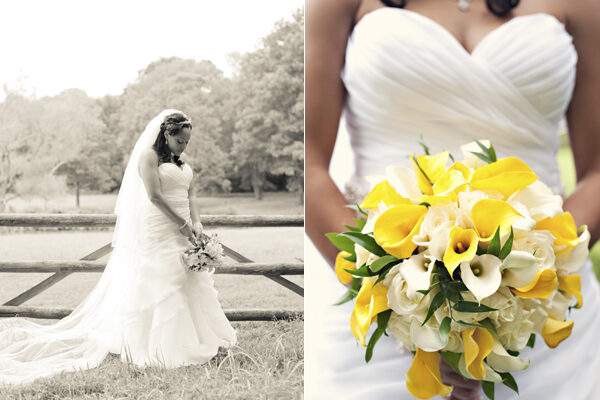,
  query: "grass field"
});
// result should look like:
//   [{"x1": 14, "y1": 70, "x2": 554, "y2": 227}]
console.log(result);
[{"x1": 0, "y1": 193, "x2": 303, "y2": 399}]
